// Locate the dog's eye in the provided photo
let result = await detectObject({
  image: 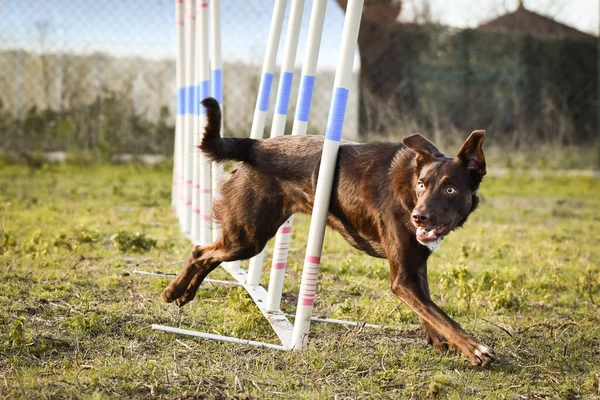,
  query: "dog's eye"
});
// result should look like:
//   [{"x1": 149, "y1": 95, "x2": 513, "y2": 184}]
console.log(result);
[
  {"x1": 417, "y1": 181, "x2": 425, "y2": 190},
  {"x1": 446, "y1": 186, "x2": 457, "y2": 195}
]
